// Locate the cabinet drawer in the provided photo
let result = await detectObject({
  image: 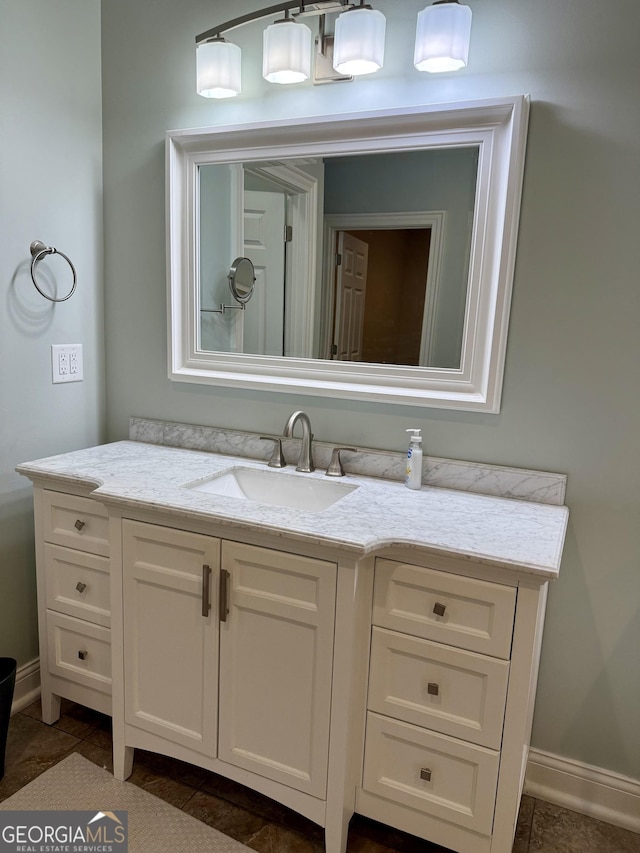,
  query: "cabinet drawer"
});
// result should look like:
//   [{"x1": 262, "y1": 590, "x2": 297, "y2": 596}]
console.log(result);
[
  {"x1": 368, "y1": 627, "x2": 509, "y2": 749},
  {"x1": 44, "y1": 544, "x2": 110, "y2": 627},
  {"x1": 43, "y1": 490, "x2": 109, "y2": 556},
  {"x1": 373, "y1": 559, "x2": 516, "y2": 659},
  {"x1": 46, "y1": 612, "x2": 111, "y2": 694},
  {"x1": 363, "y1": 712, "x2": 498, "y2": 835}
]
